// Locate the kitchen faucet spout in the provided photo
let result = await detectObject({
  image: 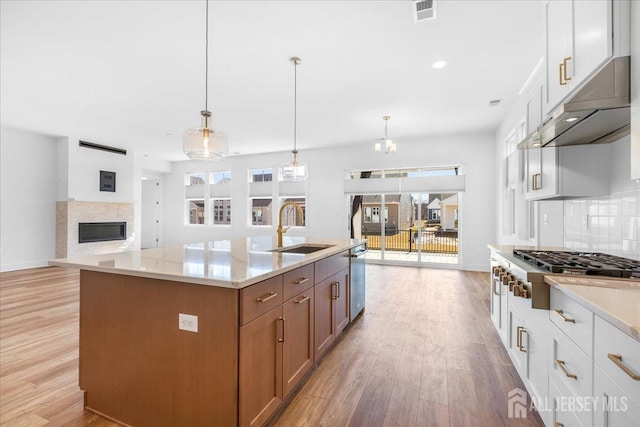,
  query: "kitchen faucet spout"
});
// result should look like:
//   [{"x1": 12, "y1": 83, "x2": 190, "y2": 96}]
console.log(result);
[{"x1": 277, "y1": 202, "x2": 304, "y2": 248}]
